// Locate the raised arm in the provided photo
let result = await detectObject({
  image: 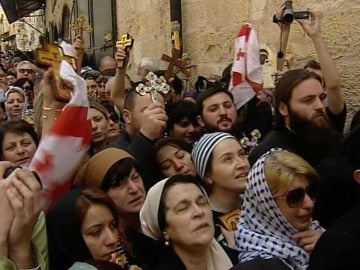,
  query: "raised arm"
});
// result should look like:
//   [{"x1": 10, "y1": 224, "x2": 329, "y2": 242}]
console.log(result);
[
  {"x1": 73, "y1": 35, "x2": 85, "y2": 75},
  {"x1": 298, "y1": 11, "x2": 344, "y2": 115},
  {"x1": 36, "y1": 68, "x2": 66, "y2": 138},
  {"x1": 111, "y1": 47, "x2": 129, "y2": 112},
  {"x1": 6, "y1": 168, "x2": 43, "y2": 269}
]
